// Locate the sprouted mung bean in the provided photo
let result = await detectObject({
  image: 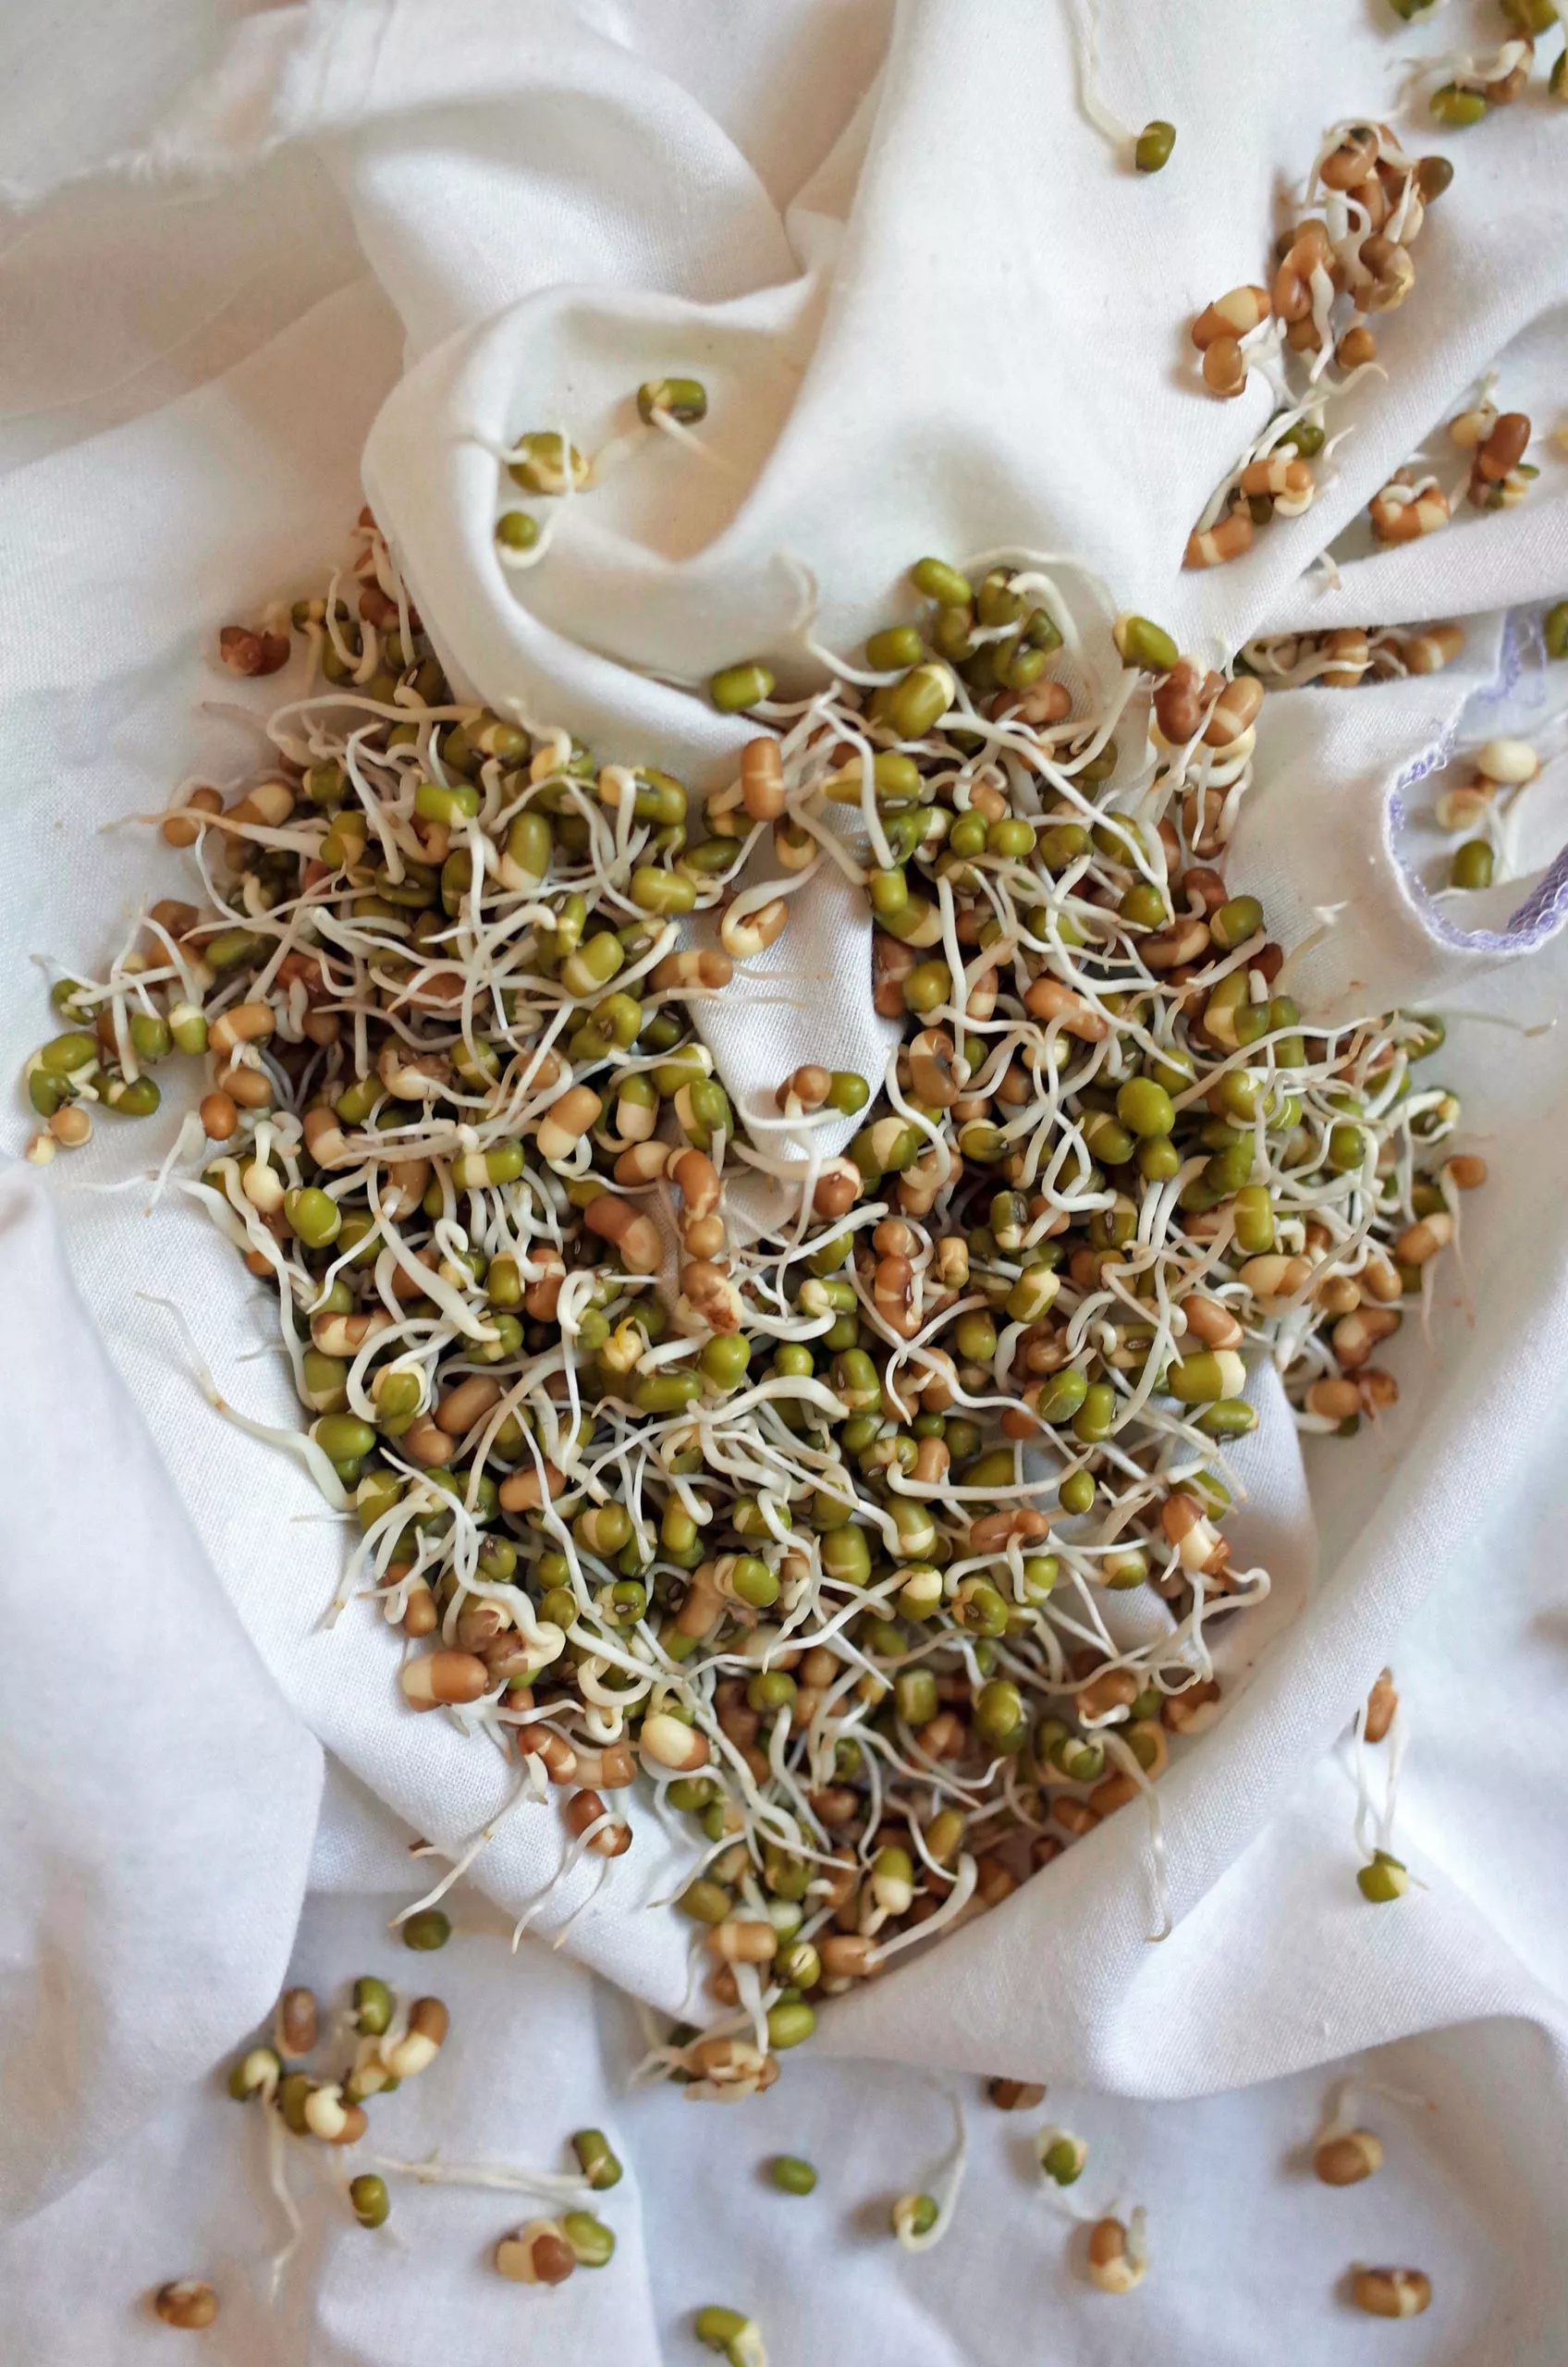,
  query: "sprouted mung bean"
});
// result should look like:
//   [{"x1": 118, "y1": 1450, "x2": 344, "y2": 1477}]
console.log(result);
[
  {"x1": 1133, "y1": 120, "x2": 1175, "y2": 174},
  {"x1": 1037, "y1": 2128, "x2": 1089, "y2": 2188},
  {"x1": 987, "y1": 2076, "x2": 1047, "y2": 2111},
  {"x1": 1451, "y1": 400, "x2": 1538, "y2": 509},
  {"x1": 153, "y1": 2280, "x2": 219, "y2": 2329},
  {"x1": 1308, "y1": 2066, "x2": 1428, "y2": 2194},
  {"x1": 1313, "y1": 2128, "x2": 1383, "y2": 2187},
  {"x1": 573, "y1": 2128, "x2": 624, "y2": 2188},
  {"x1": 891, "y1": 2192, "x2": 939, "y2": 2241},
  {"x1": 1356, "y1": 1847, "x2": 1411, "y2": 1903},
  {"x1": 401, "y1": 1907, "x2": 453, "y2": 1951},
  {"x1": 1060, "y1": 0, "x2": 1174, "y2": 178},
  {"x1": 496, "y1": 2220, "x2": 578, "y2": 2285},
  {"x1": 1184, "y1": 119, "x2": 1456, "y2": 570},
  {"x1": 694, "y1": 2306, "x2": 768, "y2": 2365},
  {"x1": 1352, "y1": 2265, "x2": 1431, "y2": 2317},
  {"x1": 276, "y1": 1985, "x2": 318, "y2": 2058},
  {"x1": 349, "y1": 2172, "x2": 391, "y2": 2227},
  {"x1": 1450, "y1": 839, "x2": 1494, "y2": 891},
  {"x1": 887, "y1": 2086, "x2": 968, "y2": 2249},
  {"x1": 564, "y1": 2210, "x2": 617, "y2": 2267},
  {"x1": 1086, "y1": 2208, "x2": 1148, "y2": 2293},
  {"x1": 31, "y1": 513, "x2": 1484, "y2": 2094},
  {"x1": 1364, "y1": 1666, "x2": 1398, "y2": 1745}
]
